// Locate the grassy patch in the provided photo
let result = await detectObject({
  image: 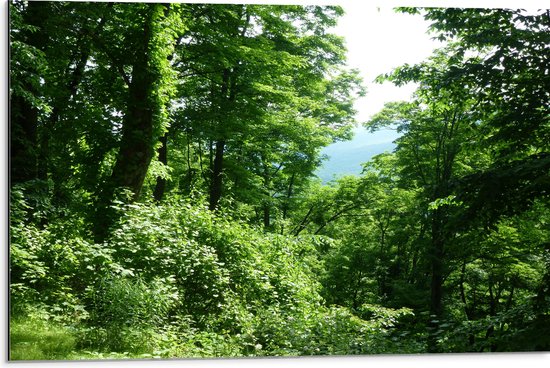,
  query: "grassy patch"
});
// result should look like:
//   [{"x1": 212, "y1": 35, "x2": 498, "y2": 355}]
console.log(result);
[{"x1": 9, "y1": 317, "x2": 77, "y2": 361}]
